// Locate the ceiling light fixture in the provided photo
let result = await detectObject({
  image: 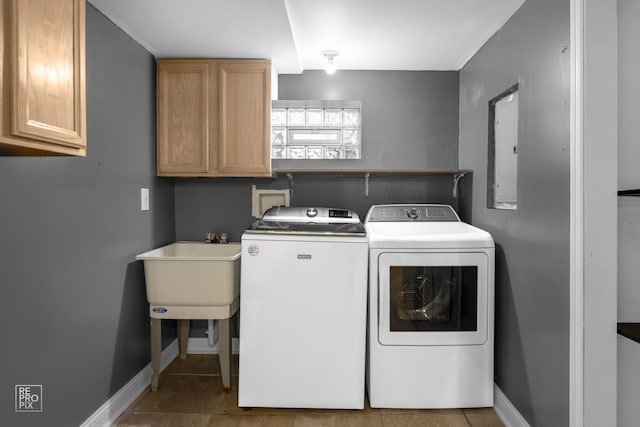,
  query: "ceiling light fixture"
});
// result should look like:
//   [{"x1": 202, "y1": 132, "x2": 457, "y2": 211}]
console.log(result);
[{"x1": 322, "y1": 50, "x2": 339, "y2": 75}]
